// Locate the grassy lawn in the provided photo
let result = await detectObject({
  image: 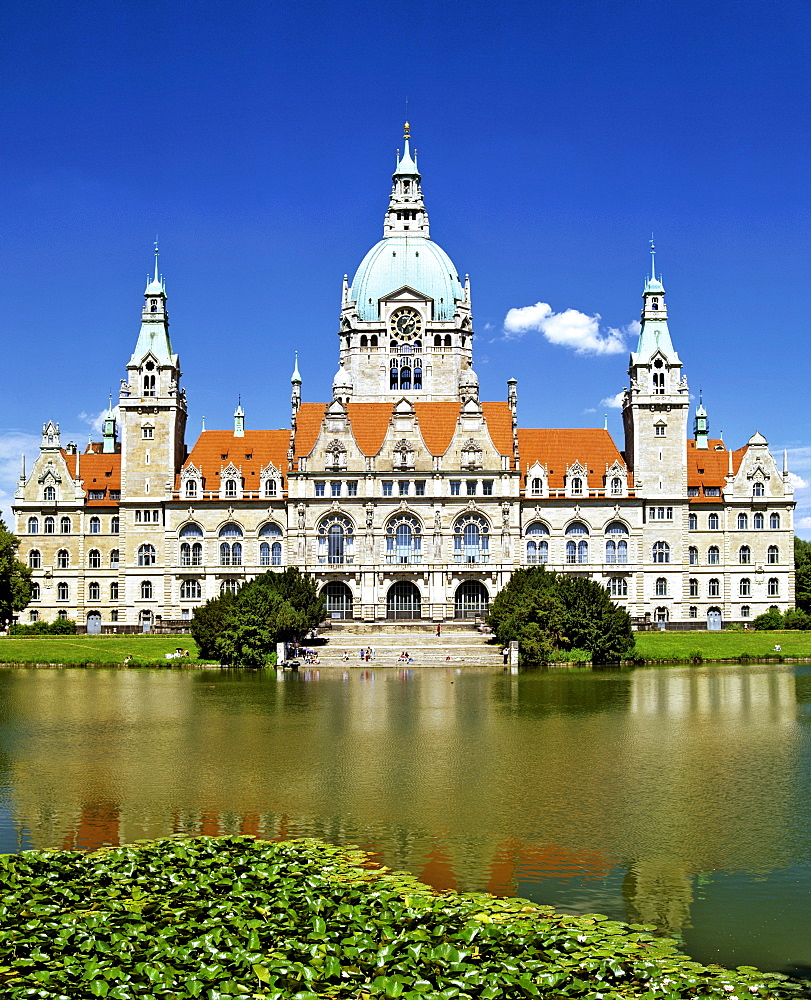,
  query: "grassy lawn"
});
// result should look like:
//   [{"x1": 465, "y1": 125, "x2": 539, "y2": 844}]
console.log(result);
[
  {"x1": 0, "y1": 635, "x2": 204, "y2": 665},
  {"x1": 633, "y1": 629, "x2": 811, "y2": 661}
]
